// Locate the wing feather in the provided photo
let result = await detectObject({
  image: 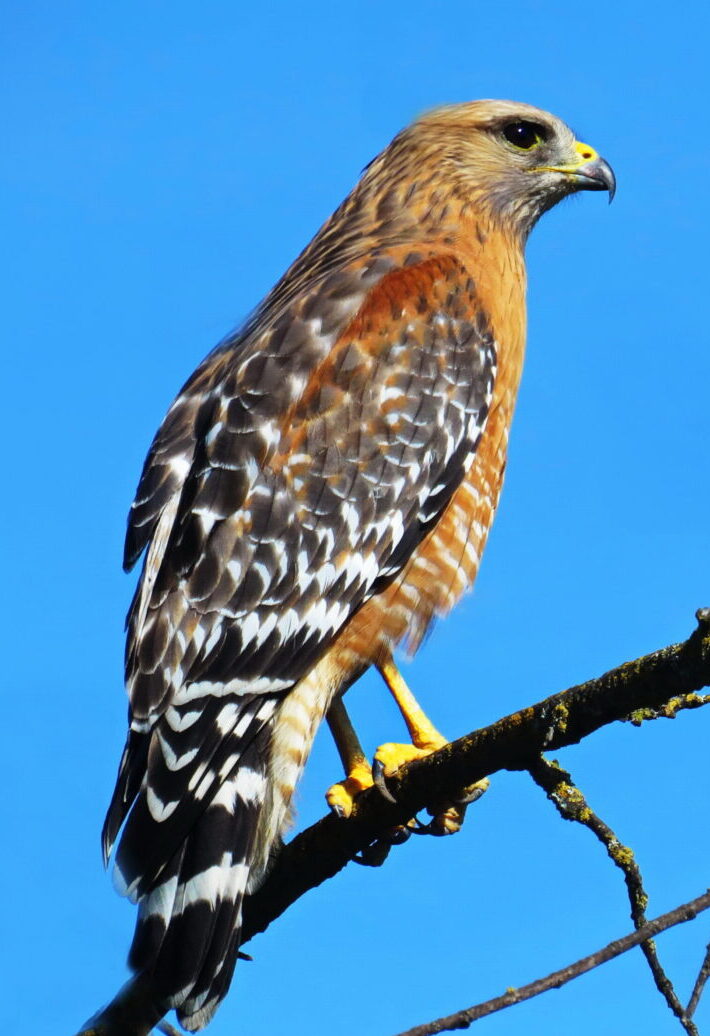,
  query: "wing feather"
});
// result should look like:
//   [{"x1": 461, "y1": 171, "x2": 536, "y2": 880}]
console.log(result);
[{"x1": 116, "y1": 251, "x2": 496, "y2": 826}]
